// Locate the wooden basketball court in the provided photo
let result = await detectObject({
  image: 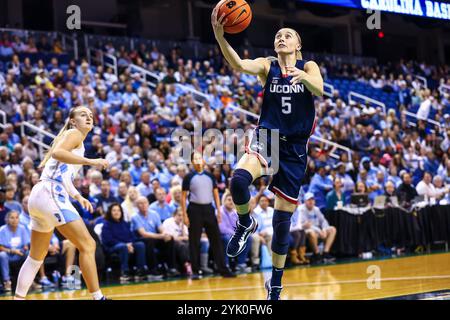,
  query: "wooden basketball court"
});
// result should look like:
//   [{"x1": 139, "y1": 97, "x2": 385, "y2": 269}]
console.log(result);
[{"x1": 1, "y1": 252, "x2": 450, "y2": 300}]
